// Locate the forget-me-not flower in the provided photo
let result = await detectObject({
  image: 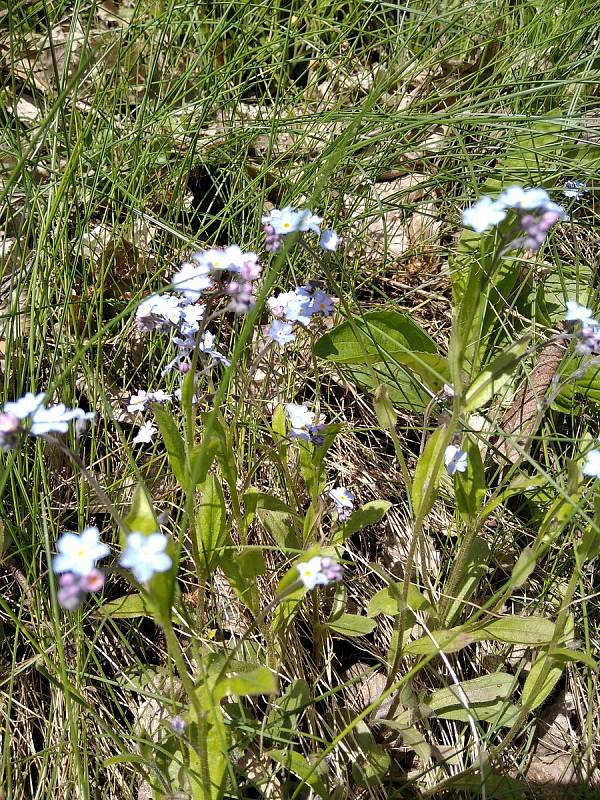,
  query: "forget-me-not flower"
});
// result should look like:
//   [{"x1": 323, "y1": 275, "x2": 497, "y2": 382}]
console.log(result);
[
  {"x1": 582, "y1": 449, "x2": 600, "y2": 478},
  {"x1": 119, "y1": 531, "x2": 172, "y2": 583},
  {"x1": 445, "y1": 445, "x2": 468, "y2": 475},
  {"x1": 53, "y1": 526, "x2": 110, "y2": 576}
]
